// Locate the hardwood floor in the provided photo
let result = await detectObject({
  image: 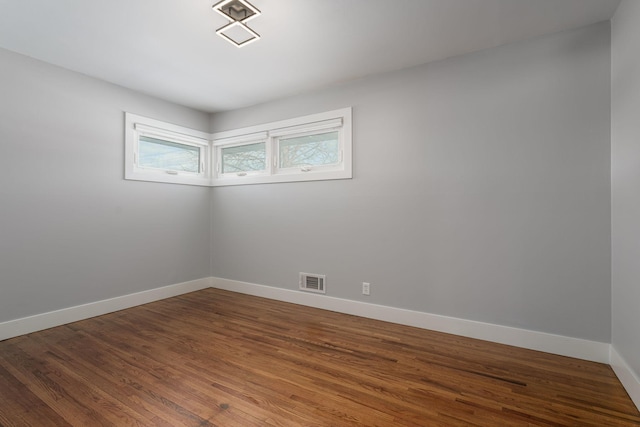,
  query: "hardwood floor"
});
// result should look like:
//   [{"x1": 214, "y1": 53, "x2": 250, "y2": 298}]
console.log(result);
[{"x1": 0, "y1": 288, "x2": 638, "y2": 426}]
